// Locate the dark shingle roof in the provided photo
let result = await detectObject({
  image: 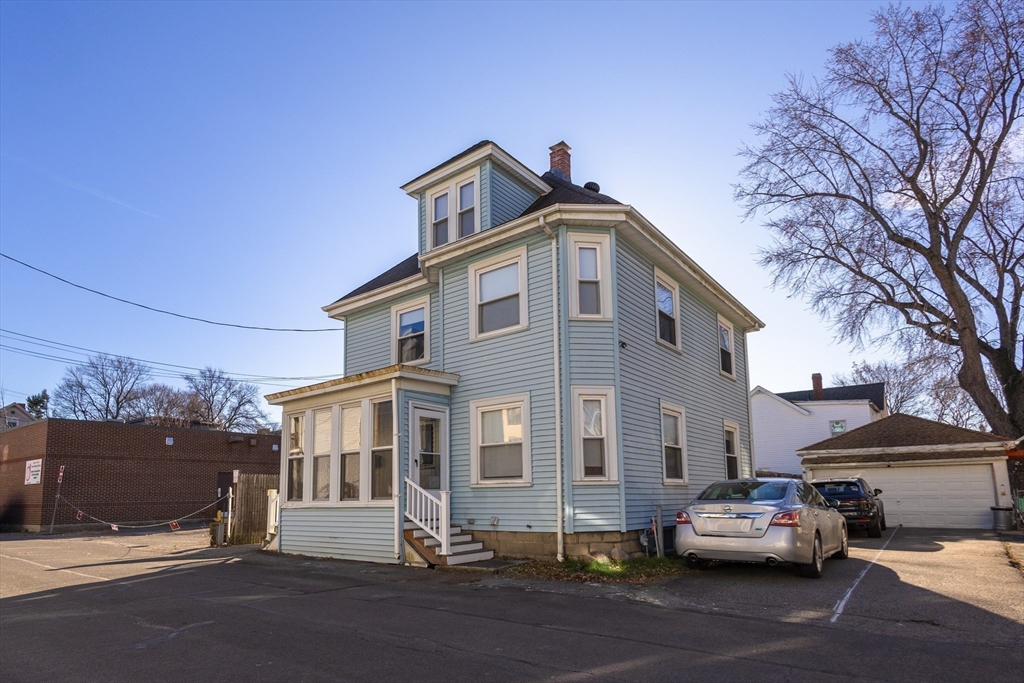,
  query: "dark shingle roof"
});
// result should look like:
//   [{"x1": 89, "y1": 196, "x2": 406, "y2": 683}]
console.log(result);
[
  {"x1": 776, "y1": 382, "x2": 885, "y2": 412},
  {"x1": 335, "y1": 254, "x2": 420, "y2": 303},
  {"x1": 520, "y1": 172, "x2": 622, "y2": 216},
  {"x1": 403, "y1": 140, "x2": 494, "y2": 188},
  {"x1": 800, "y1": 413, "x2": 1008, "y2": 452}
]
